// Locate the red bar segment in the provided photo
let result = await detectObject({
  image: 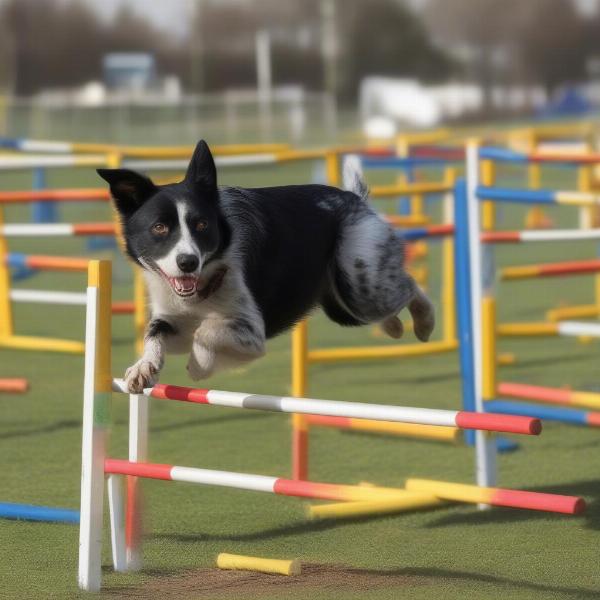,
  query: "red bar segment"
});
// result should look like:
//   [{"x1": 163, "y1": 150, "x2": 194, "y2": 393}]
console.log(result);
[
  {"x1": 481, "y1": 231, "x2": 521, "y2": 243},
  {"x1": 111, "y1": 301, "x2": 135, "y2": 315},
  {"x1": 74, "y1": 223, "x2": 116, "y2": 236},
  {"x1": 26, "y1": 255, "x2": 89, "y2": 272},
  {"x1": 493, "y1": 488, "x2": 586, "y2": 514},
  {"x1": 0, "y1": 378, "x2": 28, "y2": 393},
  {"x1": 455, "y1": 411, "x2": 542, "y2": 435},
  {"x1": 498, "y1": 382, "x2": 571, "y2": 405},
  {"x1": 150, "y1": 383, "x2": 210, "y2": 404},
  {"x1": 0, "y1": 188, "x2": 110, "y2": 203},
  {"x1": 539, "y1": 259, "x2": 600, "y2": 277},
  {"x1": 105, "y1": 459, "x2": 173, "y2": 480},
  {"x1": 274, "y1": 478, "x2": 348, "y2": 501}
]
